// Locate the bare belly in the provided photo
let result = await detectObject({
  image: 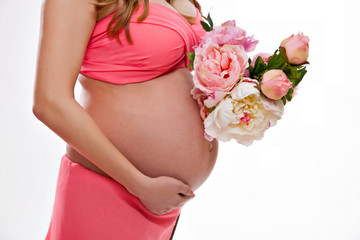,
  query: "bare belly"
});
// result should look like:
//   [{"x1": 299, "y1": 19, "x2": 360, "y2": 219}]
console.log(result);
[{"x1": 66, "y1": 67, "x2": 218, "y2": 191}]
